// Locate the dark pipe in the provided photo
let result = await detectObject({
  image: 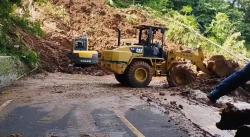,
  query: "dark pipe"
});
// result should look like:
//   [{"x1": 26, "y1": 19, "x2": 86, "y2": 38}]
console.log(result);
[
  {"x1": 162, "y1": 29, "x2": 166, "y2": 47},
  {"x1": 116, "y1": 28, "x2": 121, "y2": 46},
  {"x1": 139, "y1": 29, "x2": 142, "y2": 44}
]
